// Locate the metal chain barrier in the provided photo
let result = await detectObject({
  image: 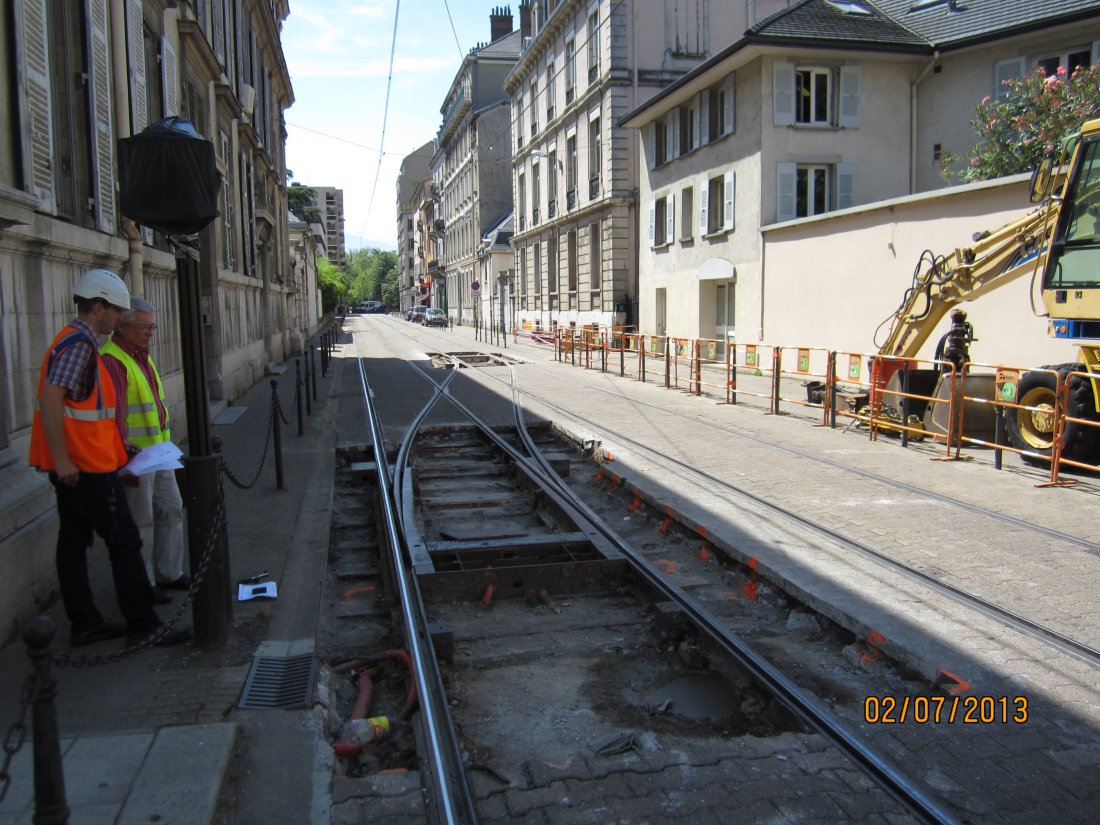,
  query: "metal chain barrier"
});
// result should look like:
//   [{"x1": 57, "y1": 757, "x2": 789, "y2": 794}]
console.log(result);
[
  {"x1": 275, "y1": 386, "x2": 292, "y2": 427},
  {"x1": 0, "y1": 671, "x2": 39, "y2": 802},
  {"x1": 220, "y1": 398, "x2": 276, "y2": 490},
  {"x1": 48, "y1": 494, "x2": 225, "y2": 669}
]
